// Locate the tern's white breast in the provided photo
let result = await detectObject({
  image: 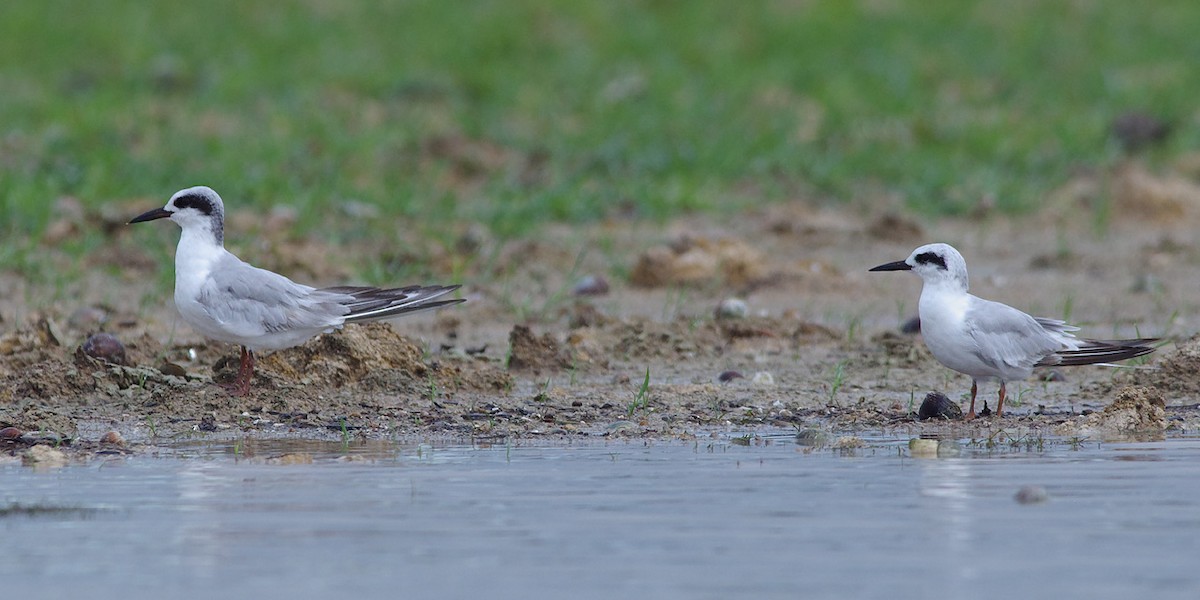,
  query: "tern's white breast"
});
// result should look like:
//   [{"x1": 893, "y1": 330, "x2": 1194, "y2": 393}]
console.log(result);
[{"x1": 918, "y1": 284, "x2": 999, "y2": 380}]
